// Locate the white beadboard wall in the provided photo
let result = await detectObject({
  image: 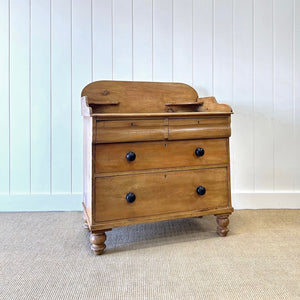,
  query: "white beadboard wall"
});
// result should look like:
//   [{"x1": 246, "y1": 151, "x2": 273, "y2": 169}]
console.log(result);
[{"x1": 0, "y1": 0, "x2": 300, "y2": 211}]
